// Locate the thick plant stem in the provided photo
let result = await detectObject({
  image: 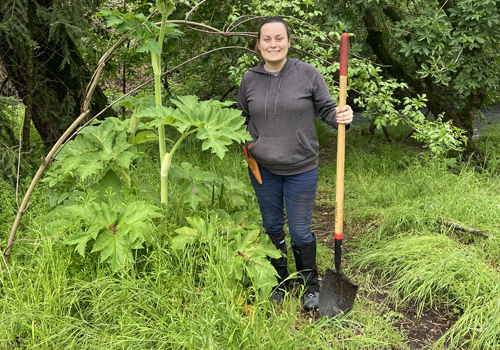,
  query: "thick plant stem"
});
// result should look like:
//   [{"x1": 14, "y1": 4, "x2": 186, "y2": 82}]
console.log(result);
[
  {"x1": 159, "y1": 129, "x2": 197, "y2": 206},
  {"x1": 155, "y1": 76, "x2": 166, "y2": 159},
  {"x1": 154, "y1": 14, "x2": 168, "y2": 204},
  {"x1": 160, "y1": 153, "x2": 171, "y2": 206}
]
